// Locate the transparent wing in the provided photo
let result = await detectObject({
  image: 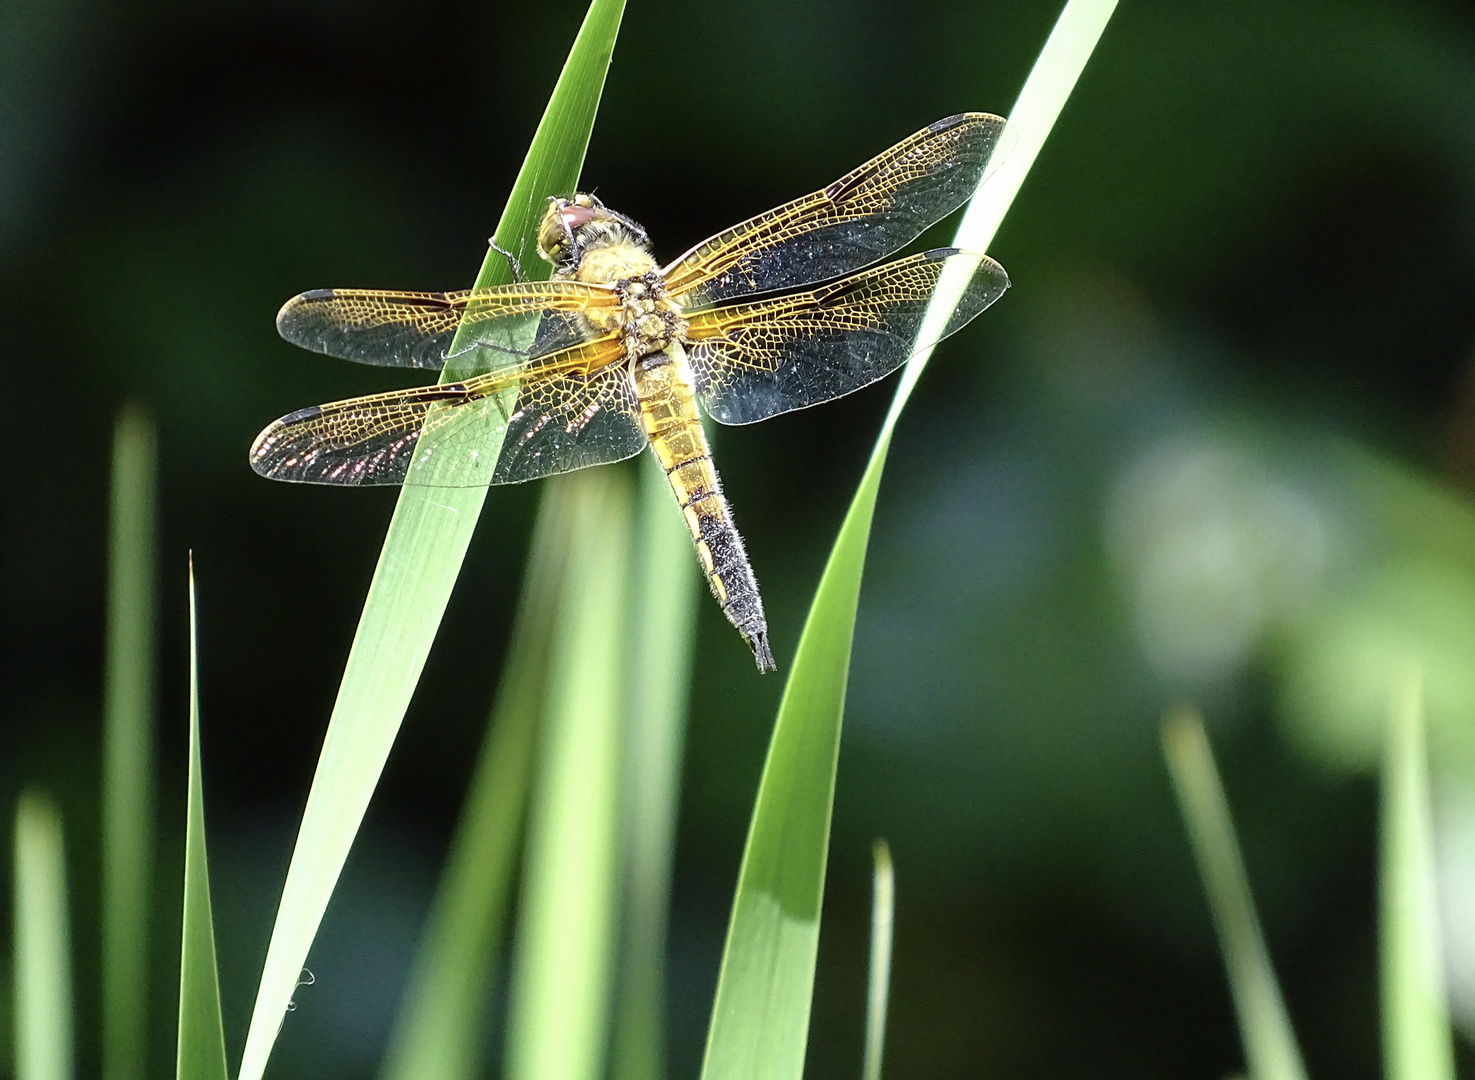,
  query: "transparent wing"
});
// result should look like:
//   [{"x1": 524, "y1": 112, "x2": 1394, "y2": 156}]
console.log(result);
[
  {"x1": 249, "y1": 335, "x2": 646, "y2": 487},
  {"x1": 662, "y1": 113, "x2": 1012, "y2": 309},
  {"x1": 274, "y1": 281, "x2": 620, "y2": 371},
  {"x1": 685, "y1": 249, "x2": 1008, "y2": 426},
  {"x1": 491, "y1": 352, "x2": 646, "y2": 485}
]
